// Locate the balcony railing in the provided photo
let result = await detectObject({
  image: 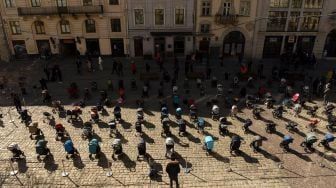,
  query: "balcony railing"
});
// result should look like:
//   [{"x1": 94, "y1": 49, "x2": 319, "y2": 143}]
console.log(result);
[
  {"x1": 214, "y1": 14, "x2": 238, "y2": 25},
  {"x1": 18, "y1": 5, "x2": 103, "y2": 16}
]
